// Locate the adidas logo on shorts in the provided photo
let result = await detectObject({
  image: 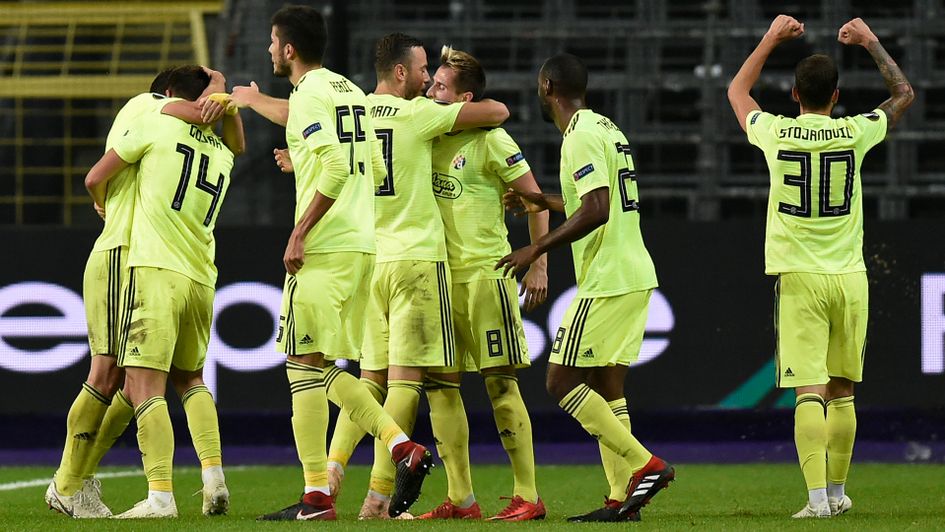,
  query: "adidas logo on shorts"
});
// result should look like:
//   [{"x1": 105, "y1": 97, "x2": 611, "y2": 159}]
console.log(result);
[
  {"x1": 784, "y1": 367, "x2": 794, "y2": 377},
  {"x1": 299, "y1": 334, "x2": 313, "y2": 345},
  {"x1": 581, "y1": 348, "x2": 594, "y2": 358},
  {"x1": 129, "y1": 346, "x2": 141, "y2": 356}
]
